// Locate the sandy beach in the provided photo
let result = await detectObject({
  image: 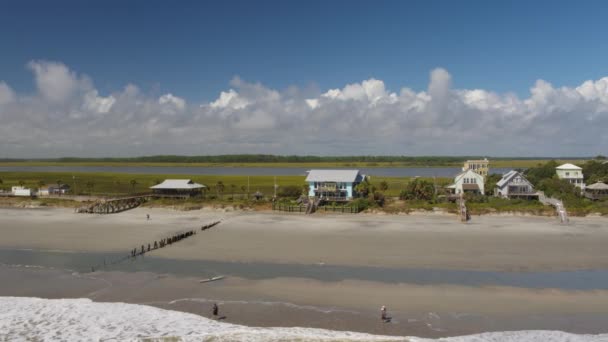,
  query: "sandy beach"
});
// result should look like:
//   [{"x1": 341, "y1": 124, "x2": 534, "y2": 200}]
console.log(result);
[
  {"x1": 2, "y1": 207, "x2": 608, "y2": 337},
  {"x1": 1, "y1": 207, "x2": 608, "y2": 271}
]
